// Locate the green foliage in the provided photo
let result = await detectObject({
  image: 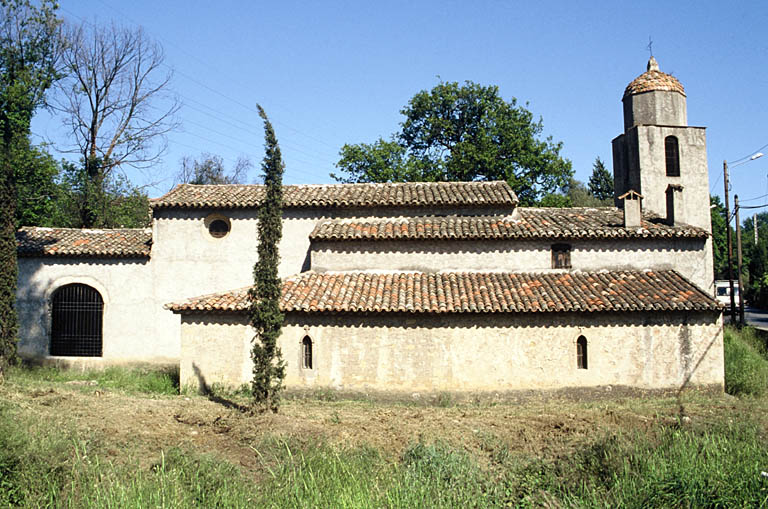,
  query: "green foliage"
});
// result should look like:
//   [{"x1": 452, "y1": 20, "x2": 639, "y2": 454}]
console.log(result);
[
  {"x1": 52, "y1": 160, "x2": 150, "y2": 228},
  {"x1": 588, "y1": 156, "x2": 613, "y2": 201},
  {"x1": 332, "y1": 138, "x2": 421, "y2": 183},
  {"x1": 14, "y1": 142, "x2": 59, "y2": 226},
  {"x1": 0, "y1": 0, "x2": 62, "y2": 379},
  {"x1": 724, "y1": 326, "x2": 768, "y2": 396},
  {"x1": 538, "y1": 192, "x2": 571, "y2": 207},
  {"x1": 333, "y1": 80, "x2": 573, "y2": 205},
  {"x1": 743, "y1": 212, "x2": 768, "y2": 304},
  {"x1": 0, "y1": 405, "x2": 257, "y2": 506},
  {"x1": 254, "y1": 426, "x2": 768, "y2": 508},
  {"x1": 8, "y1": 364, "x2": 179, "y2": 395},
  {"x1": 538, "y1": 177, "x2": 612, "y2": 208},
  {"x1": 515, "y1": 421, "x2": 768, "y2": 508},
  {"x1": 2, "y1": 400, "x2": 768, "y2": 508},
  {"x1": 248, "y1": 105, "x2": 286, "y2": 412}
]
